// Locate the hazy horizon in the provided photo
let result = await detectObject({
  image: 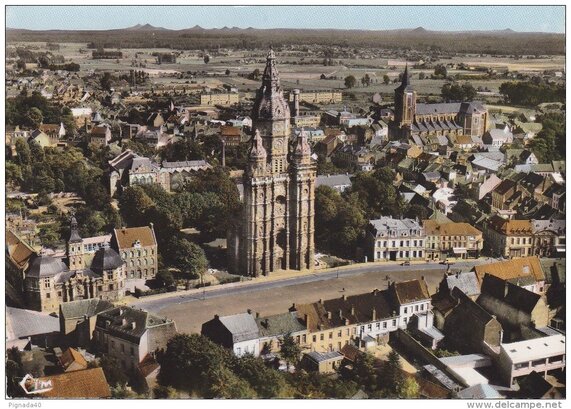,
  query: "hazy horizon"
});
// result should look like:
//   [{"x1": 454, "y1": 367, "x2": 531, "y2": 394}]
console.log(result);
[{"x1": 6, "y1": 5, "x2": 565, "y2": 34}]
